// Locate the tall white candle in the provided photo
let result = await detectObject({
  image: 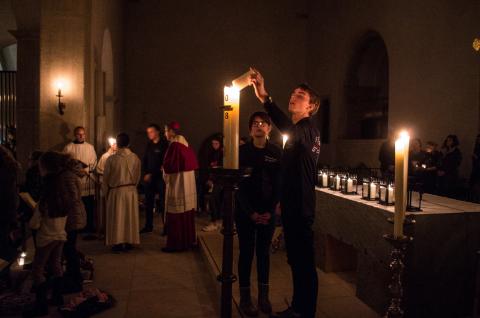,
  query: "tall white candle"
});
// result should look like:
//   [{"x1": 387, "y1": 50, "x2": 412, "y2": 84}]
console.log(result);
[
  {"x1": 394, "y1": 131, "x2": 410, "y2": 238},
  {"x1": 223, "y1": 86, "x2": 240, "y2": 169}
]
